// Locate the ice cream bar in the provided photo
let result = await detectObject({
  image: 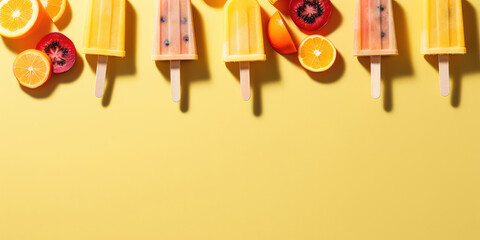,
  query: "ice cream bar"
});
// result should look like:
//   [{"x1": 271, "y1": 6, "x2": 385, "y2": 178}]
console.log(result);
[
  {"x1": 353, "y1": 0, "x2": 398, "y2": 99},
  {"x1": 83, "y1": 0, "x2": 126, "y2": 98},
  {"x1": 421, "y1": 0, "x2": 465, "y2": 55},
  {"x1": 353, "y1": 0, "x2": 398, "y2": 56},
  {"x1": 421, "y1": 0, "x2": 465, "y2": 96},
  {"x1": 224, "y1": 0, "x2": 266, "y2": 101},
  {"x1": 83, "y1": 0, "x2": 126, "y2": 57},
  {"x1": 152, "y1": 0, "x2": 197, "y2": 61},
  {"x1": 152, "y1": 0, "x2": 197, "y2": 102}
]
